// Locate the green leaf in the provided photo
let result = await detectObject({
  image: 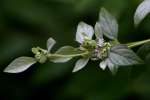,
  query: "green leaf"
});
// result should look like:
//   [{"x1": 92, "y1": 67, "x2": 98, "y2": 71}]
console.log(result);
[
  {"x1": 50, "y1": 56, "x2": 72, "y2": 63},
  {"x1": 76, "y1": 22, "x2": 94, "y2": 43},
  {"x1": 50, "y1": 46, "x2": 86, "y2": 63},
  {"x1": 99, "y1": 8, "x2": 118, "y2": 40},
  {"x1": 109, "y1": 44, "x2": 143, "y2": 66},
  {"x1": 137, "y1": 42, "x2": 150, "y2": 60},
  {"x1": 4, "y1": 57, "x2": 37, "y2": 73},
  {"x1": 47, "y1": 37, "x2": 56, "y2": 52},
  {"x1": 72, "y1": 58, "x2": 89, "y2": 72},
  {"x1": 134, "y1": 0, "x2": 150, "y2": 26},
  {"x1": 55, "y1": 46, "x2": 85, "y2": 55}
]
